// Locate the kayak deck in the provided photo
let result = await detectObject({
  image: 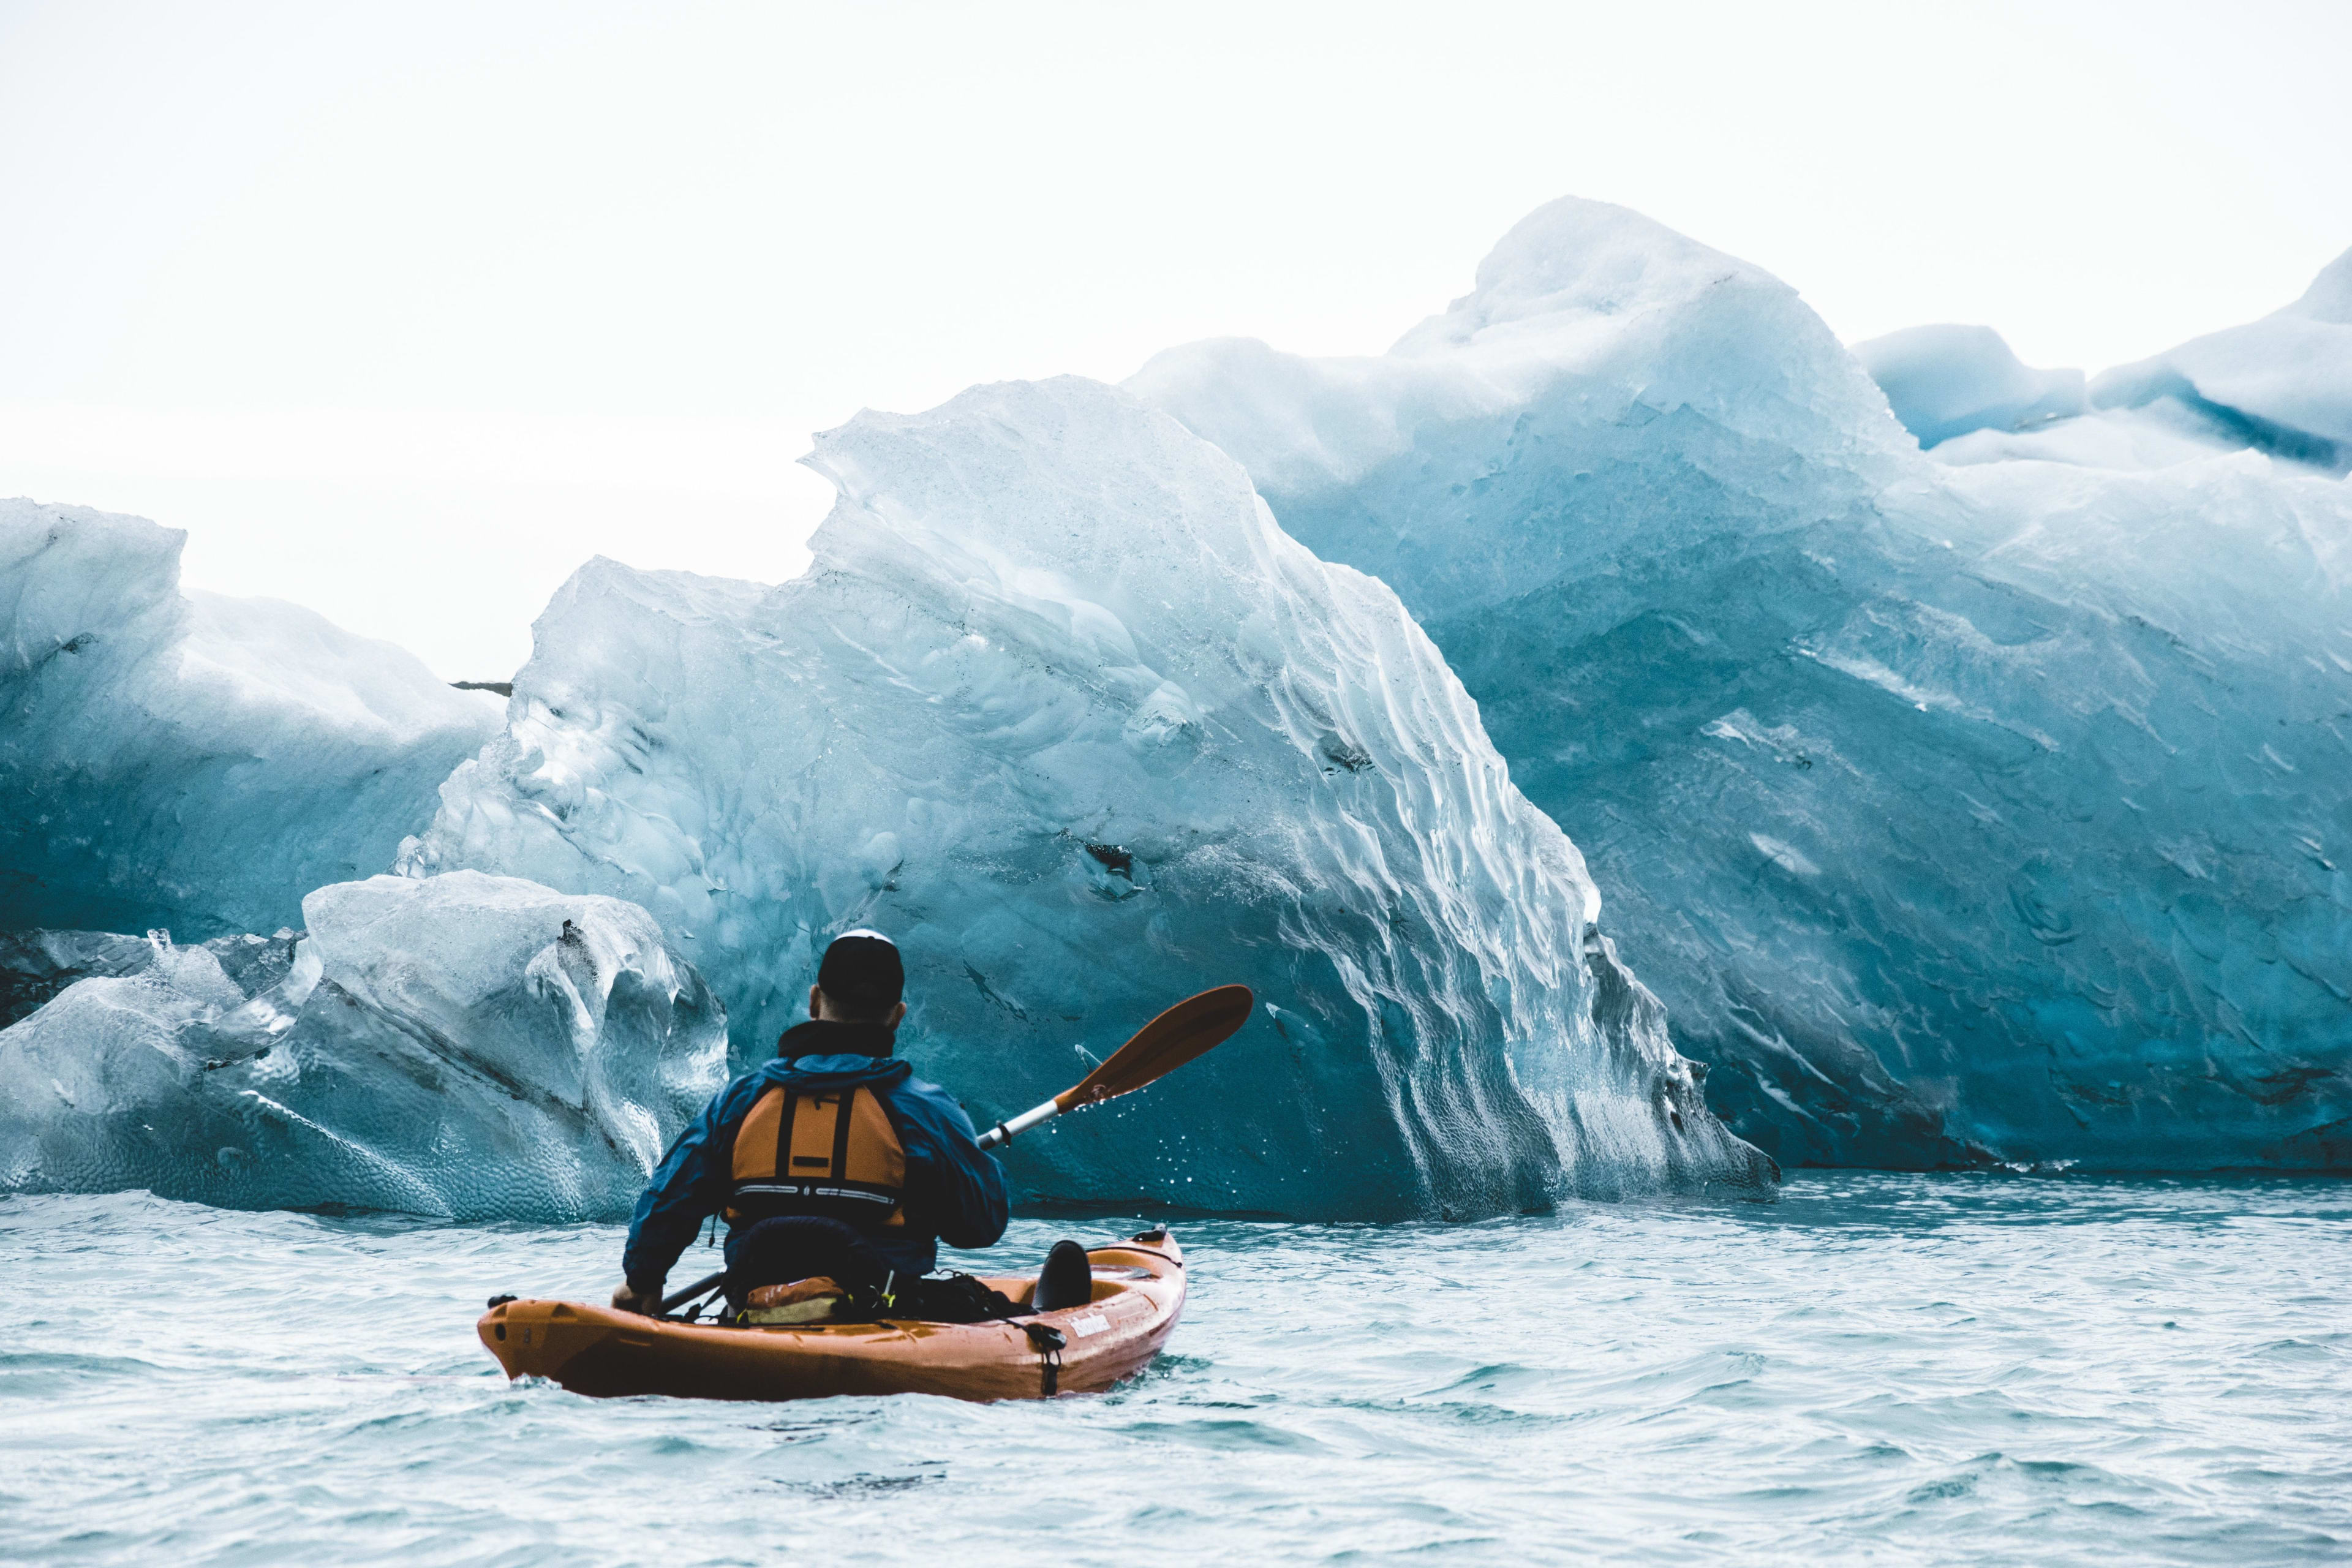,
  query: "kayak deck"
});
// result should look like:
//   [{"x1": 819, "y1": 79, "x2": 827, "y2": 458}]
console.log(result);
[{"x1": 478, "y1": 1229, "x2": 1186, "y2": 1401}]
